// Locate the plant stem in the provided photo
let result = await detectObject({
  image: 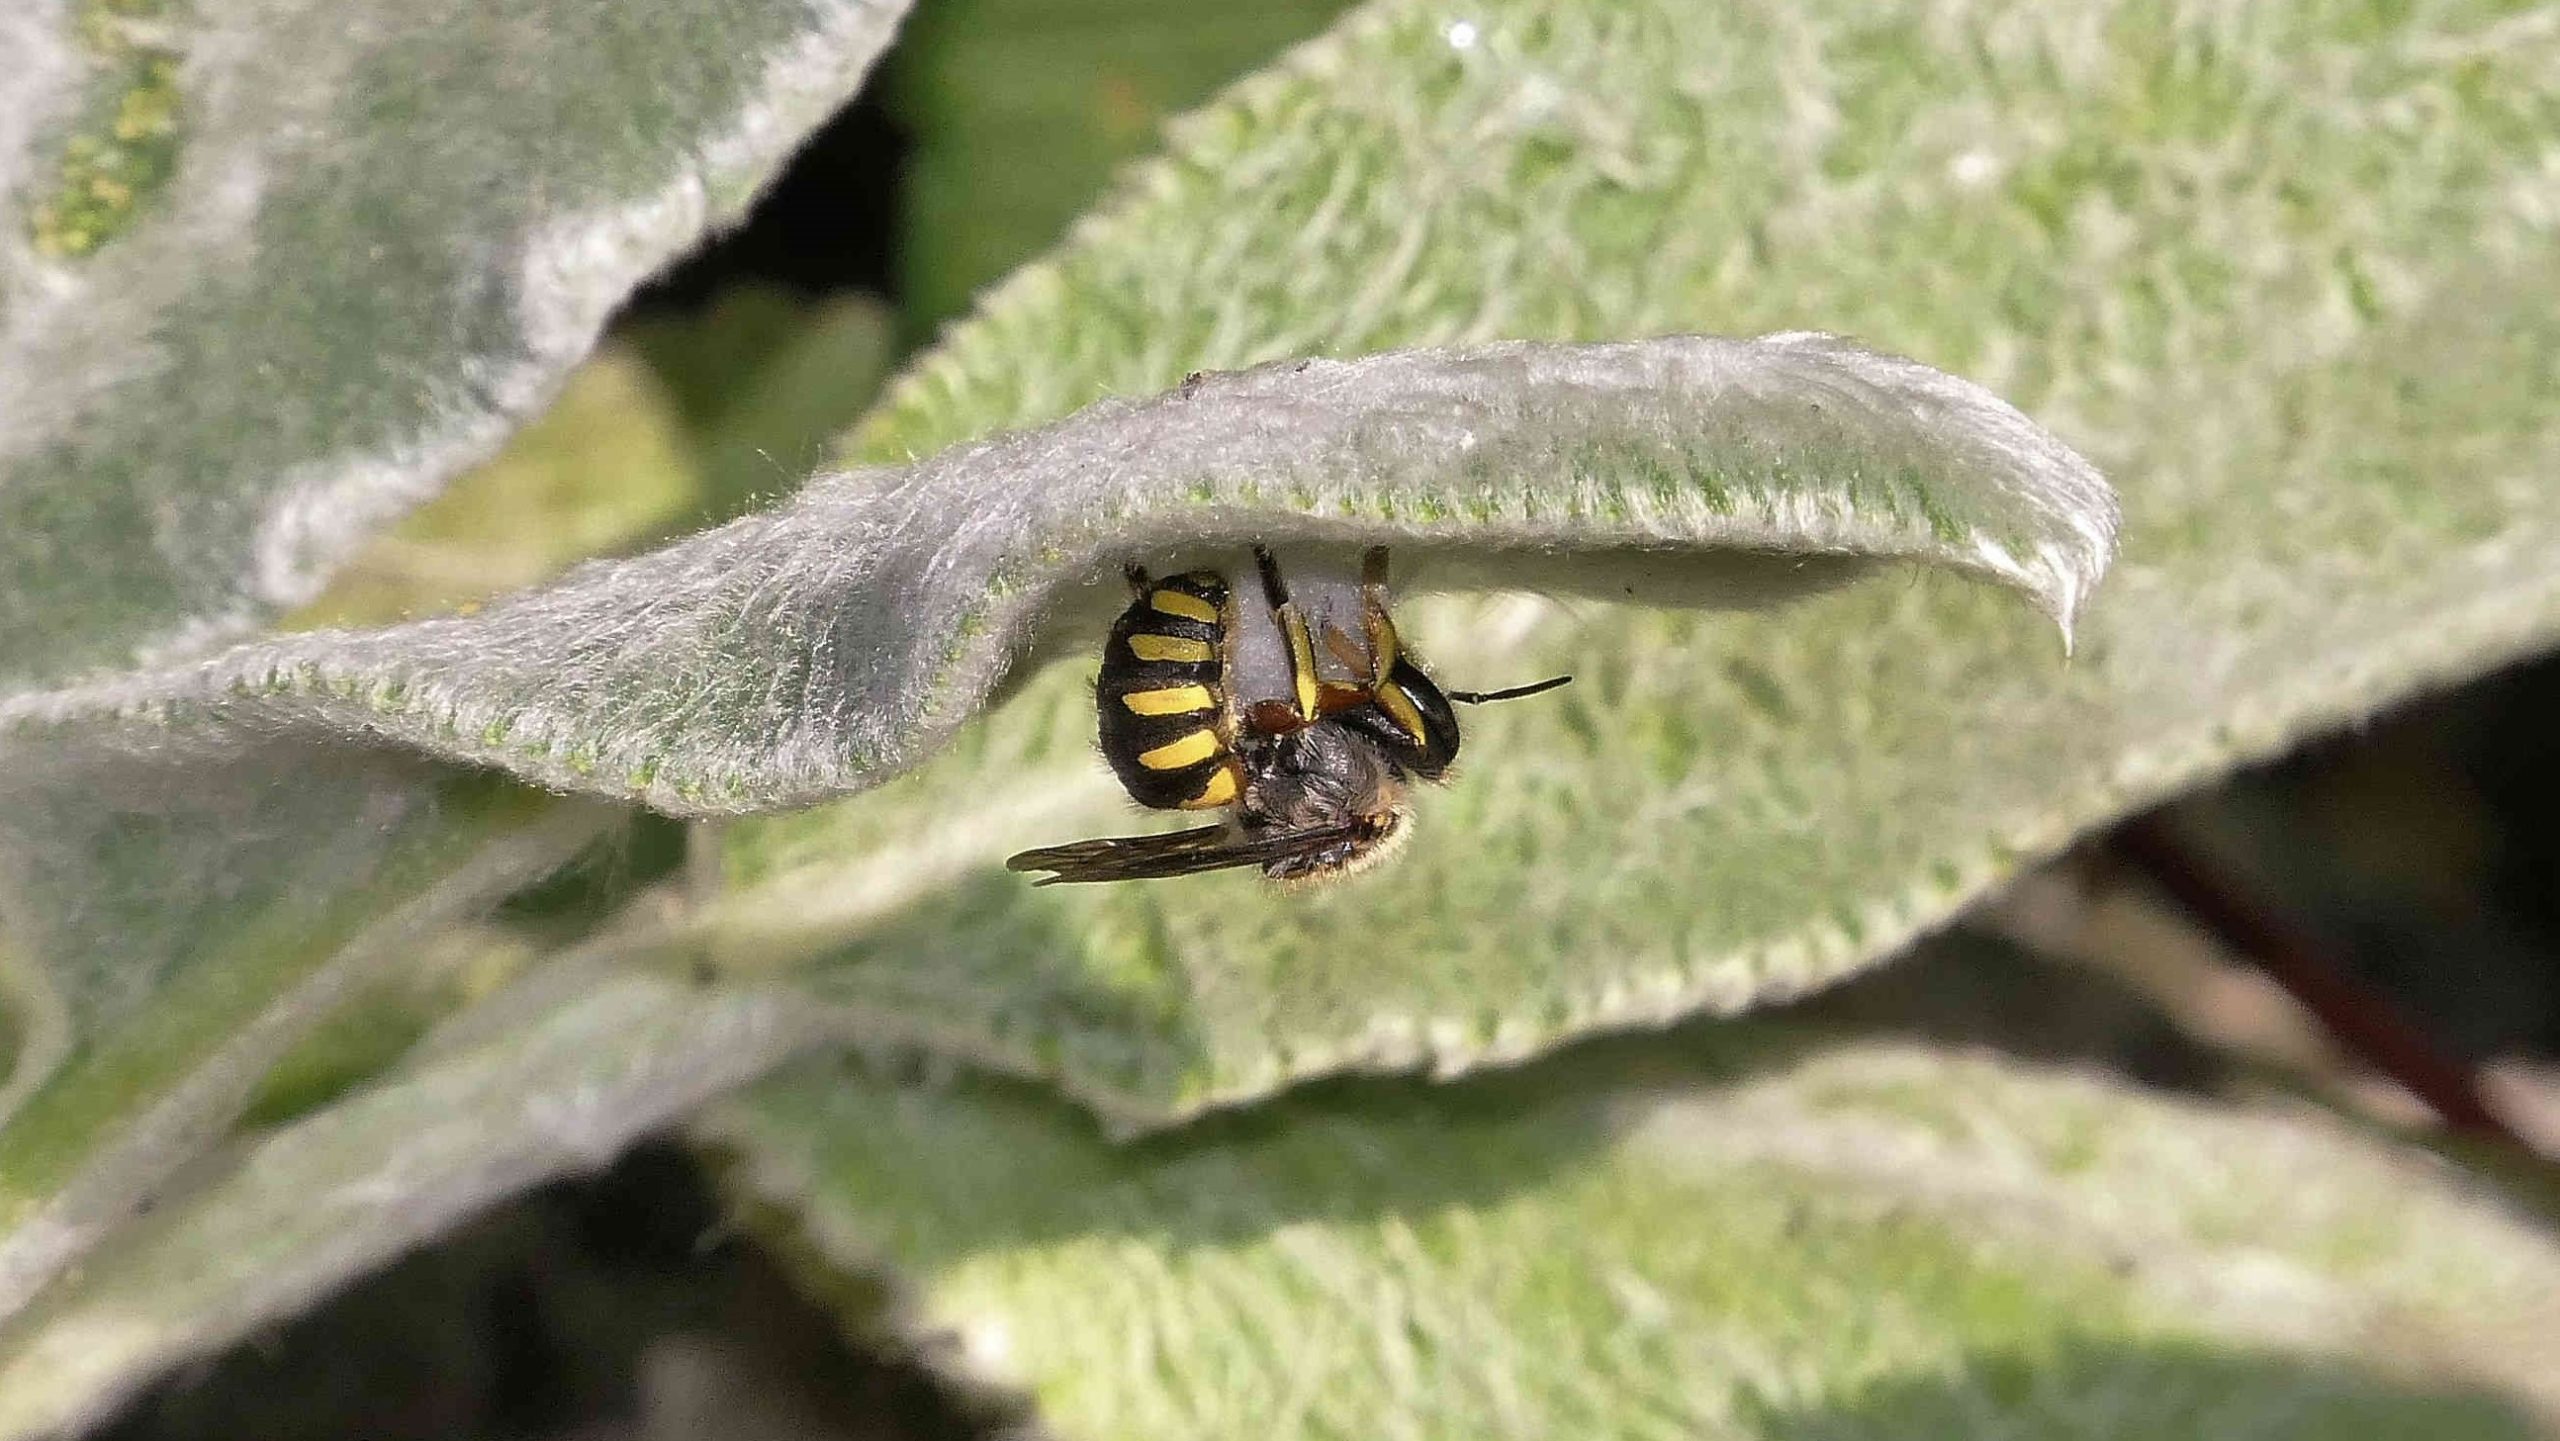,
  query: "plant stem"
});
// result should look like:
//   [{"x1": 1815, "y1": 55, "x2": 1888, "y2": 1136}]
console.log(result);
[{"x1": 2114, "y1": 813, "x2": 2523, "y2": 1146}]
